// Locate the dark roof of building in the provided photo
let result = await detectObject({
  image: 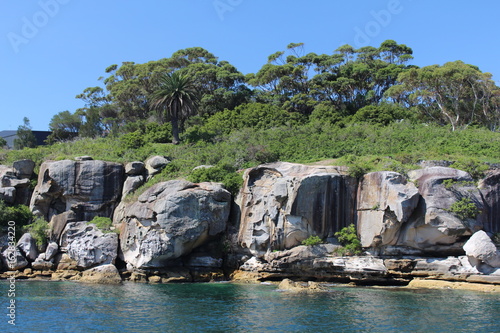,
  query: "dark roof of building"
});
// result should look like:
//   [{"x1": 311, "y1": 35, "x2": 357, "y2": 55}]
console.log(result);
[{"x1": 0, "y1": 130, "x2": 52, "y2": 149}]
